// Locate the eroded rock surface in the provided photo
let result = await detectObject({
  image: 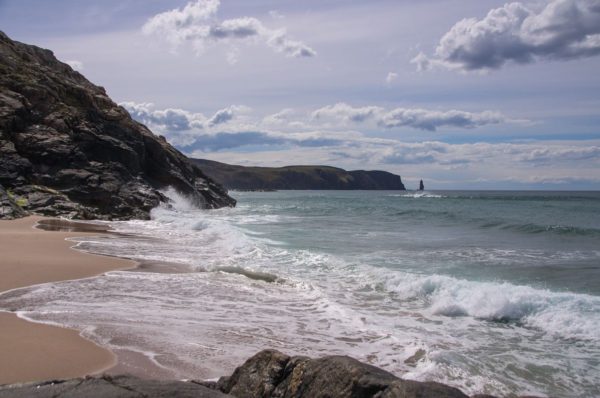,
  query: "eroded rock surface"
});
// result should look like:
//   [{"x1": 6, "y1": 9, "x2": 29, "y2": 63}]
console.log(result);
[
  {"x1": 202, "y1": 349, "x2": 470, "y2": 398},
  {"x1": 0, "y1": 375, "x2": 230, "y2": 398},
  {"x1": 0, "y1": 31, "x2": 235, "y2": 220}
]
